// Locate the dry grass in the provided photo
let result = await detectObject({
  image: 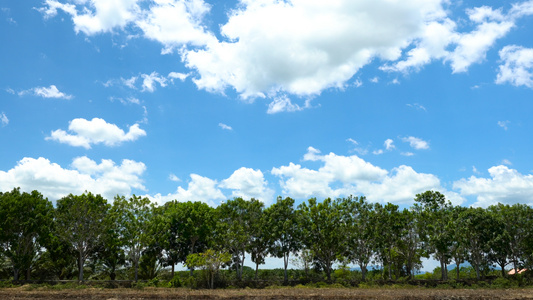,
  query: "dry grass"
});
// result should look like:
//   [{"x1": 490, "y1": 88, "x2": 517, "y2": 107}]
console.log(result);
[{"x1": 1, "y1": 287, "x2": 533, "y2": 299}]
